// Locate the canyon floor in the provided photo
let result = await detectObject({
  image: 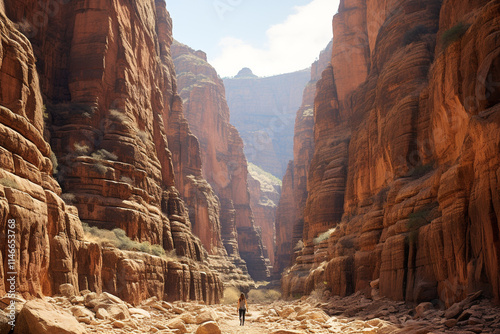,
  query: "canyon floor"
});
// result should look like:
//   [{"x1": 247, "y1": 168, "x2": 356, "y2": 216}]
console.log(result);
[{"x1": 3, "y1": 286, "x2": 500, "y2": 334}]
